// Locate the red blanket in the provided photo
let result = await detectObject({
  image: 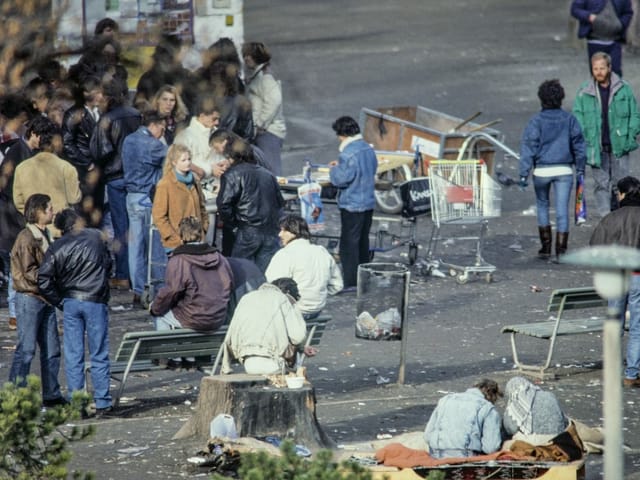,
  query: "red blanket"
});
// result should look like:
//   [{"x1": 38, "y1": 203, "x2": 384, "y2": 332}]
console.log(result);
[{"x1": 375, "y1": 443, "x2": 526, "y2": 469}]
